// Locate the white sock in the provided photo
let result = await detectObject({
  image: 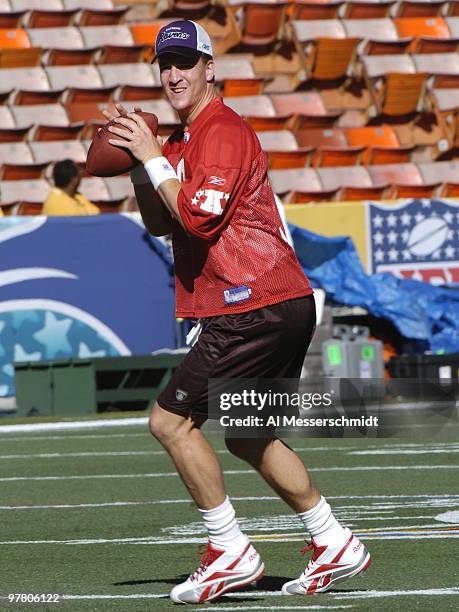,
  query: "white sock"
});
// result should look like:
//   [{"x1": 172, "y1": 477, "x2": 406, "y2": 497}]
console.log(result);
[
  {"x1": 298, "y1": 496, "x2": 347, "y2": 547},
  {"x1": 199, "y1": 496, "x2": 248, "y2": 551}
]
